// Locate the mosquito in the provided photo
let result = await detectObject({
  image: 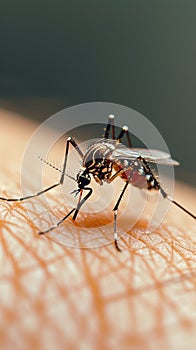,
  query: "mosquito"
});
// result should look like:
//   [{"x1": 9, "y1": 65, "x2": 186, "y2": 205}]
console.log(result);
[{"x1": 0, "y1": 114, "x2": 195, "y2": 251}]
